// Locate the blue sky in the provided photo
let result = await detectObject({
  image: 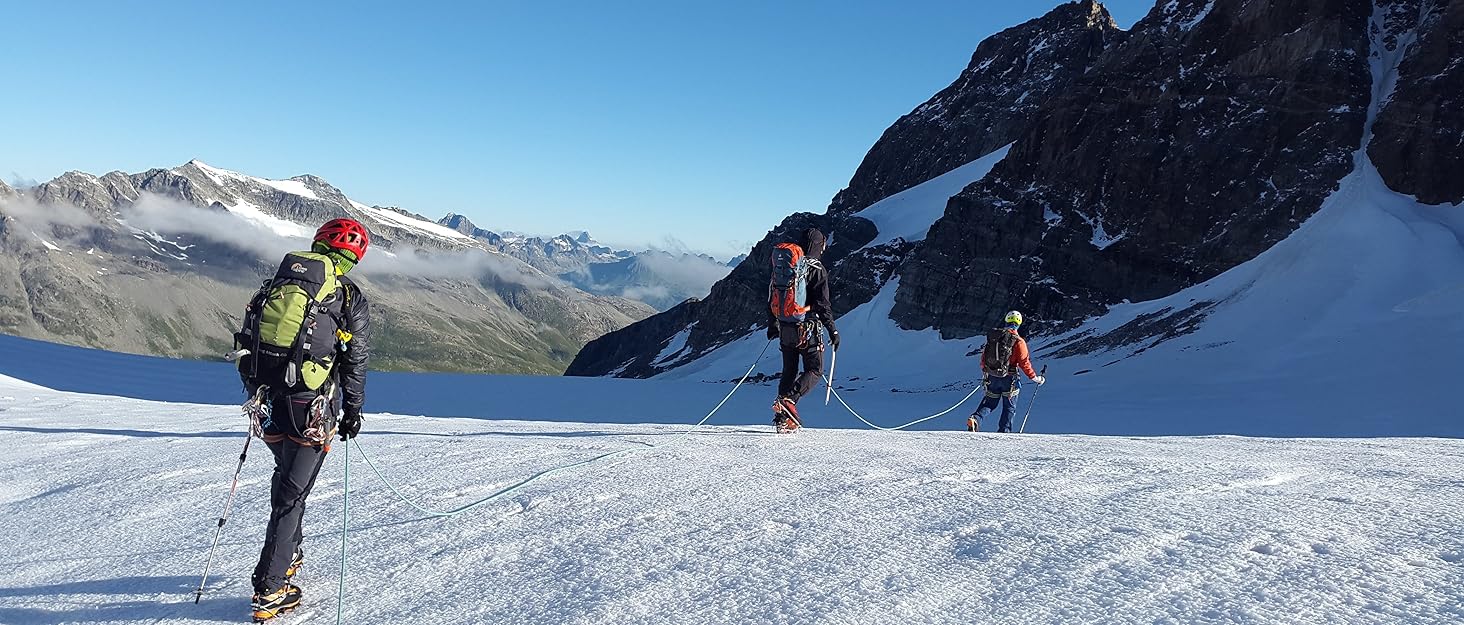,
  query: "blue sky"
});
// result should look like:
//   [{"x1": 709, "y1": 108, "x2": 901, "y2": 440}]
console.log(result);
[{"x1": 1, "y1": 1, "x2": 1151, "y2": 259}]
